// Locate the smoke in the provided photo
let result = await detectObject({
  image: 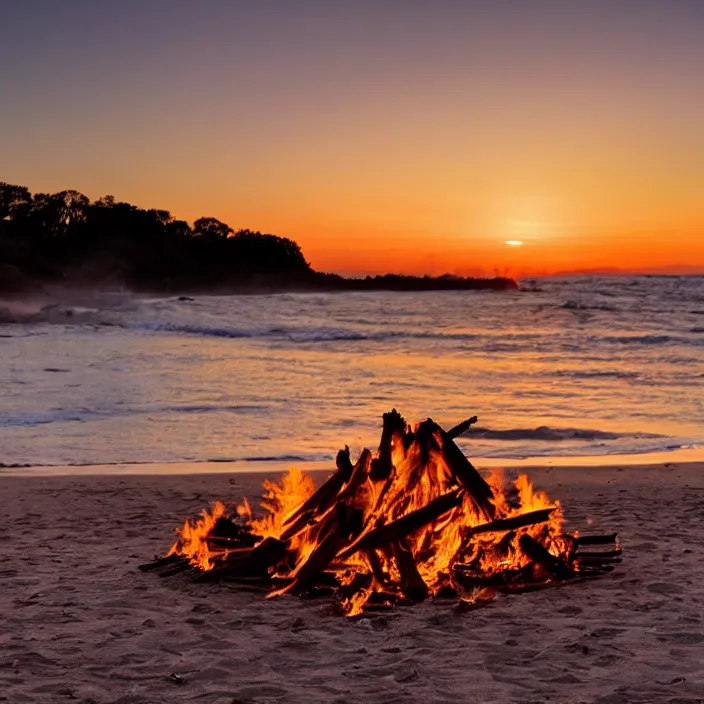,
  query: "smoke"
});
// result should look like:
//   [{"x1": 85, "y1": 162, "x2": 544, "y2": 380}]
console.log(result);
[
  {"x1": 0, "y1": 297, "x2": 48, "y2": 323},
  {"x1": 0, "y1": 287, "x2": 136, "y2": 324}
]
